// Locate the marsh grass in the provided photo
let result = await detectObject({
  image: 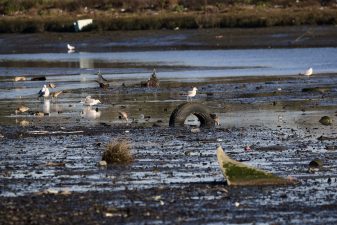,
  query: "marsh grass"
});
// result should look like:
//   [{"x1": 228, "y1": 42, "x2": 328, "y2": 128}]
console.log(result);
[
  {"x1": 0, "y1": 6, "x2": 336, "y2": 33},
  {"x1": 102, "y1": 139, "x2": 133, "y2": 164}
]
